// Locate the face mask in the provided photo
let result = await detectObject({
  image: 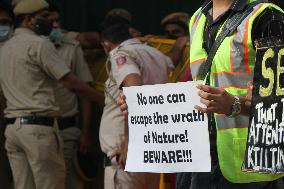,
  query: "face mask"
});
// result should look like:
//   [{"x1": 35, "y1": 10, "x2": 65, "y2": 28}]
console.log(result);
[
  {"x1": 34, "y1": 18, "x2": 53, "y2": 36},
  {"x1": 49, "y1": 28, "x2": 63, "y2": 40},
  {"x1": 0, "y1": 25, "x2": 12, "y2": 42}
]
